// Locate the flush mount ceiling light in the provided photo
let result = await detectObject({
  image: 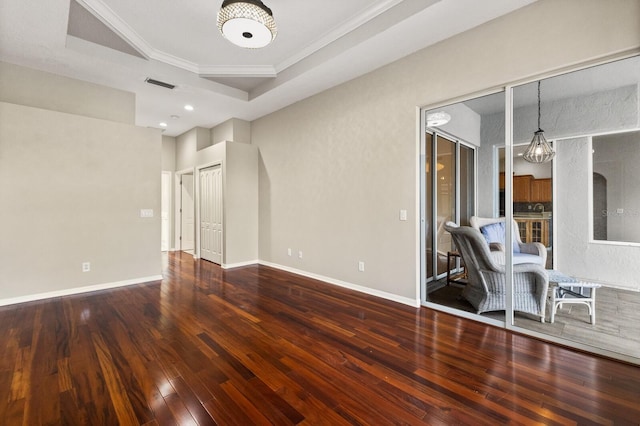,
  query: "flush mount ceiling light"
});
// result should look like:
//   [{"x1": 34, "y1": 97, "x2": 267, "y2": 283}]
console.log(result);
[
  {"x1": 426, "y1": 111, "x2": 451, "y2": 127},
  {"x1": 217, "y1": 0, "x2": 277, "y2": 49},
  {"x1": 523, "y1": 80, "x2": 555, "y2": 163}
]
